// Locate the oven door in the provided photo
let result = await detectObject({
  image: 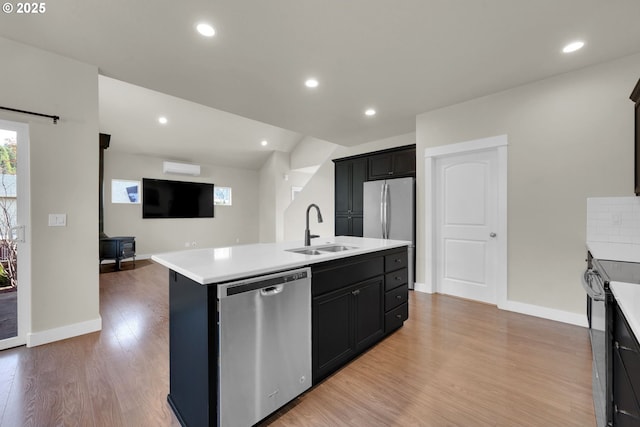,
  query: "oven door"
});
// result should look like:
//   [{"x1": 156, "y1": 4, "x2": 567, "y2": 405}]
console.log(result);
[{"x1": 583, "y1": 269, "x2": 608, "y2": 427}]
